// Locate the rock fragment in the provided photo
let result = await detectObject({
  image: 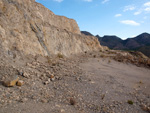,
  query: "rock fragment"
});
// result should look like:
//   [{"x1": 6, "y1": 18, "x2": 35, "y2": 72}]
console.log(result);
[
  {"x1": 16, "y1": 80, "x2": 24, "y2": 86},
  {"x1": 41, "y1": 99, "x2": 48, "y2": 103},
  {"x1": 50, "y1": 74, "x2": 55, "y2": 81},
  {"x1": 3, "y1": 75, "x2": 19, "y2": 87}
]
